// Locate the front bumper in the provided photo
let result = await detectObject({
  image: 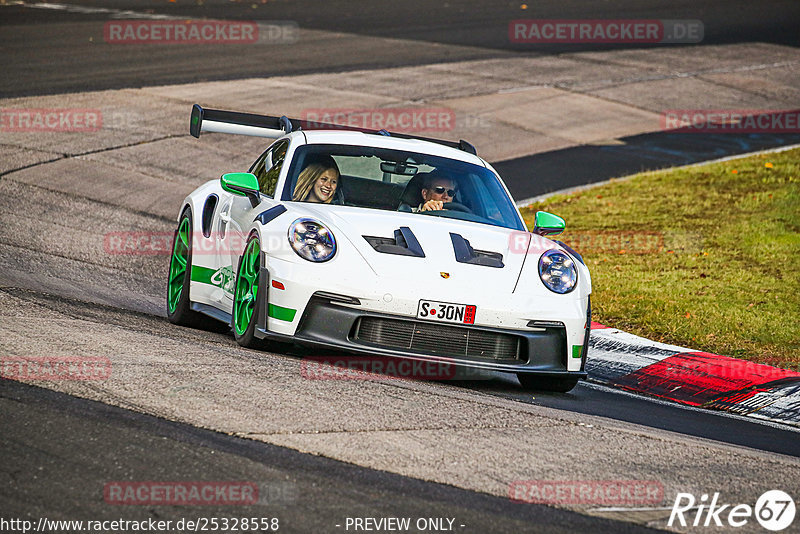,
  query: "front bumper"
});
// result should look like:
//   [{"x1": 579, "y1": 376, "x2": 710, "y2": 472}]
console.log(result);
[{"x1": 258, "y1": 292, "x2": 588, "y2": 378}]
